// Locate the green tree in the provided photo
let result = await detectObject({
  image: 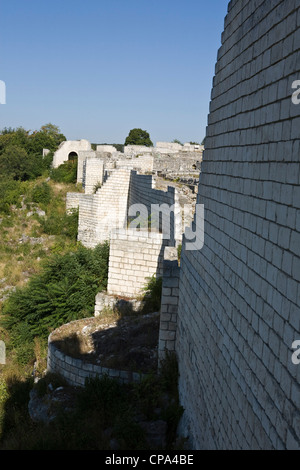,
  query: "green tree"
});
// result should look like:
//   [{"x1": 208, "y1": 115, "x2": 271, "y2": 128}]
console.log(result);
[
  {"x1": 26, "y1": 124, "x2": 66, "y2": 155},
  {"x1": 40, "y1": 123, "x2": 66, "y2": 147},
  {"x1": 0, "y1": 127, "x2": 29, "y2": 154},
  {"x1": 124, "y1": 128, "x2": 153, "y2": 147},
  {"x1": 0, "y1": 145, "x2": 32, "y2": 180}
]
